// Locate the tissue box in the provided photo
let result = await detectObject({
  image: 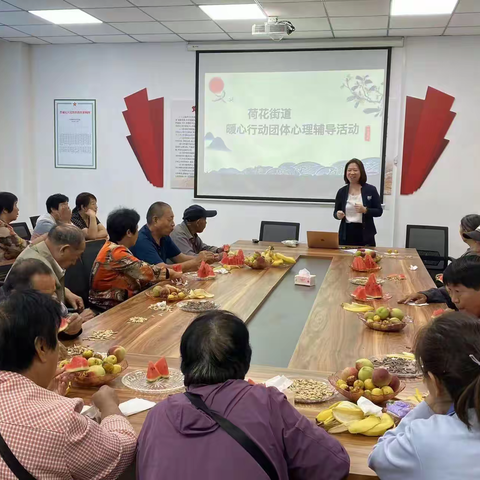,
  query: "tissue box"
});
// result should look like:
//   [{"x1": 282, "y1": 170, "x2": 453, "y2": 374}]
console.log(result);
[{"x1": 295, "y1": 274, "x2": 316, "y2": 286}]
